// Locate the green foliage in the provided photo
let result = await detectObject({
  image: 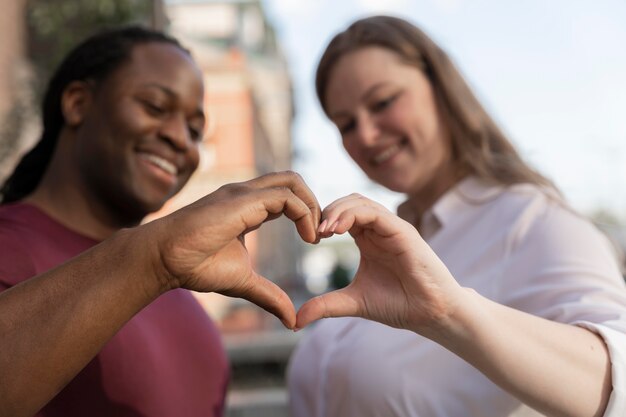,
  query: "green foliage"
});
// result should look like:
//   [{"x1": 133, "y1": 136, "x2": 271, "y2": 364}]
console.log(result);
[
  {"x1": 330, "y1": 263, "x2": 353, "y2": 290},
  {"x1": 591, "y1": 208, "x2": 623, "y2": 226},
  {"x1": 0, "y1": 0, "x2": 157, "y2": 184},
  {"x1": 26, "y1": 0, "x2": 154, "y2": 99}
]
